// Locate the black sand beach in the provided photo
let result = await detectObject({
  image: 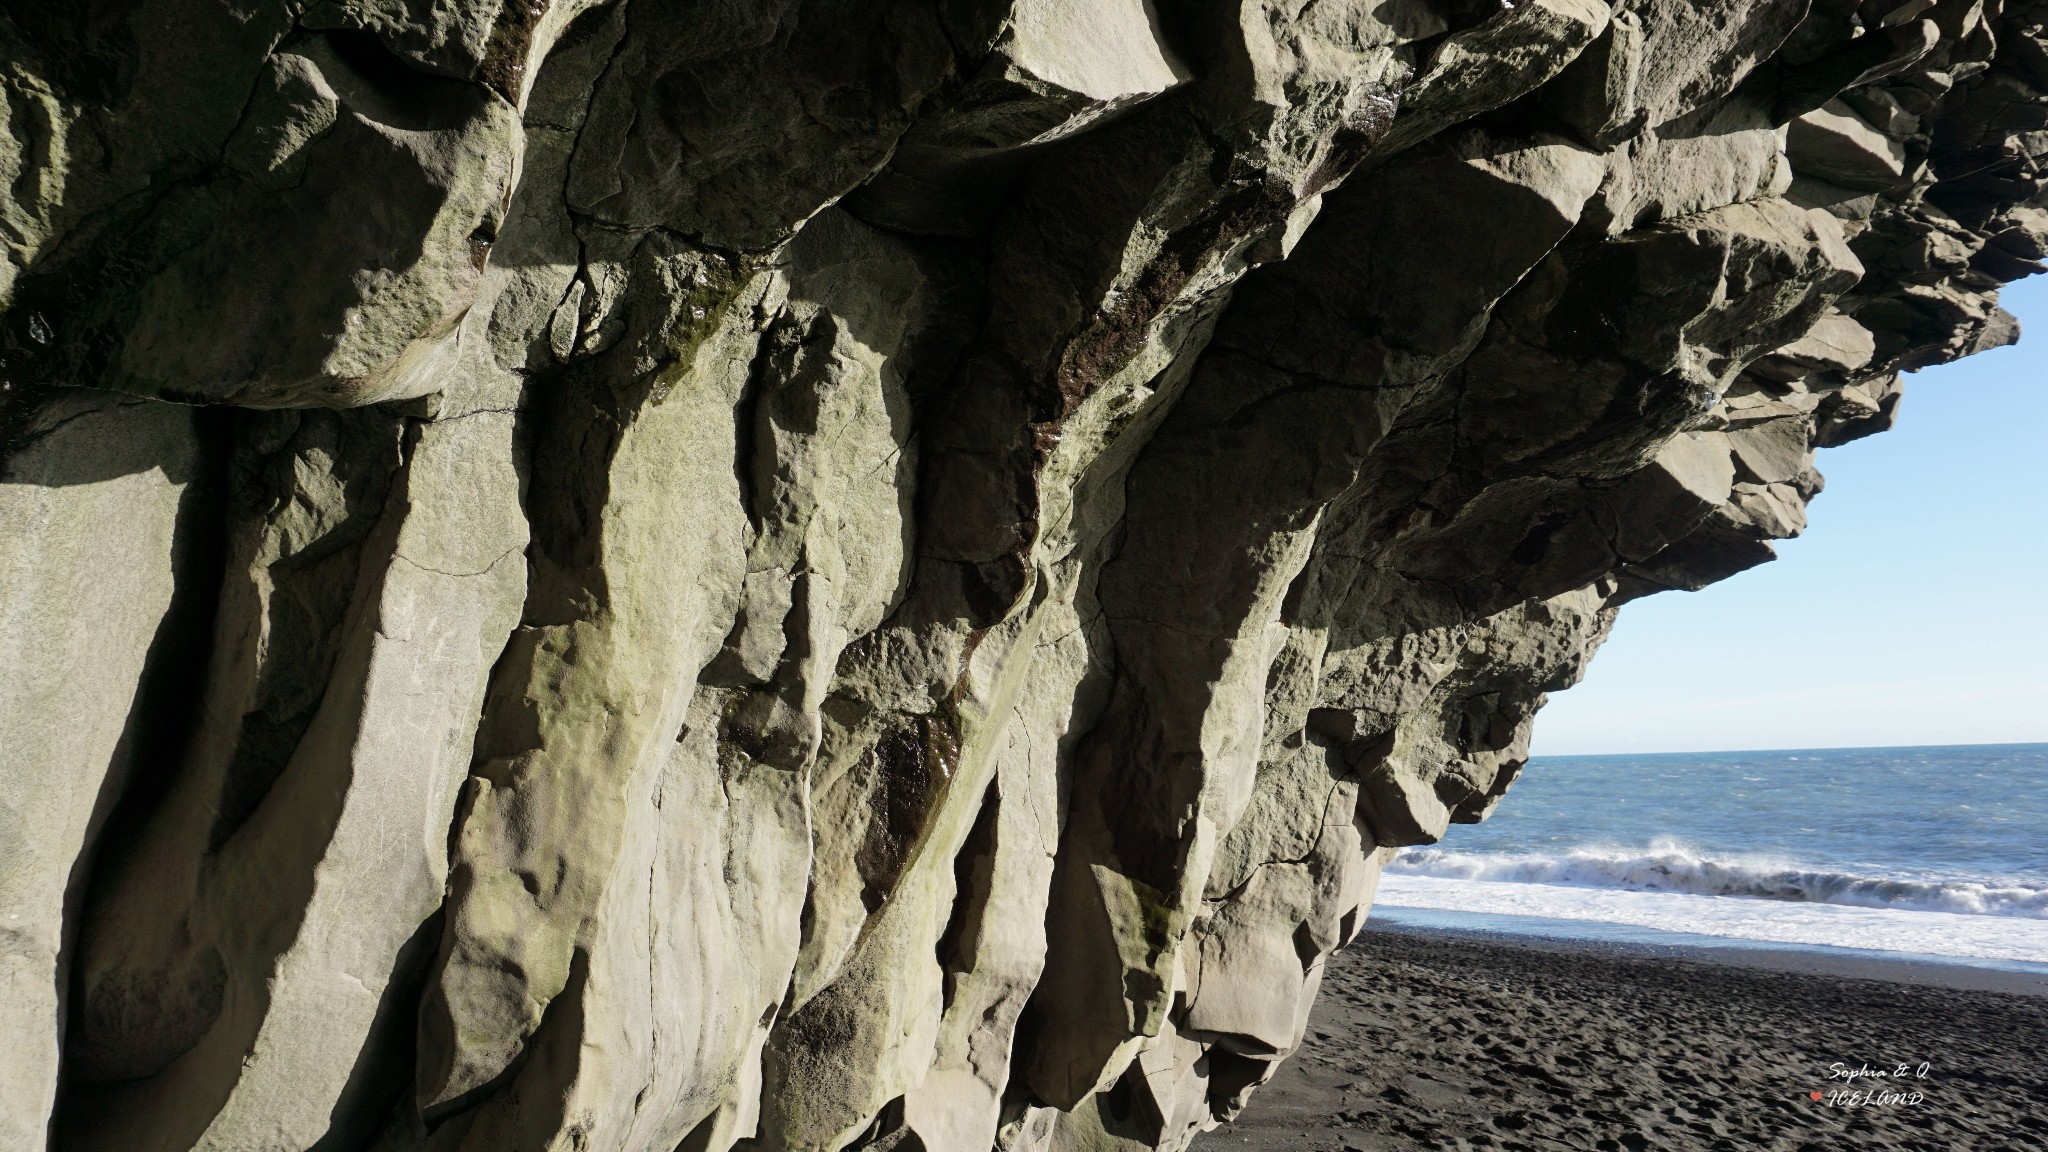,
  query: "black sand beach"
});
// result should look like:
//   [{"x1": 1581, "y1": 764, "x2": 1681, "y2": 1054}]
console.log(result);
[{"x1": 1201, "y1": 922, "x2": 2048, "y2": 1152}]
